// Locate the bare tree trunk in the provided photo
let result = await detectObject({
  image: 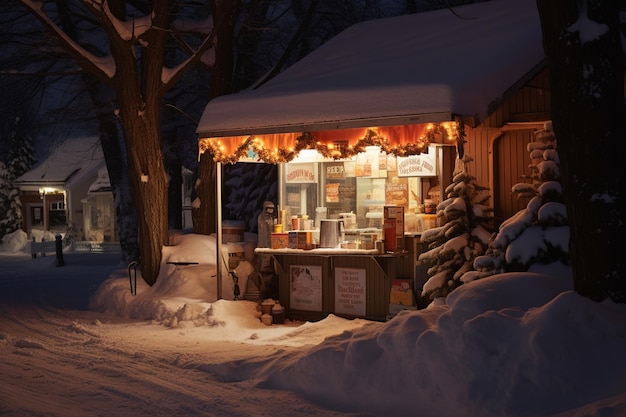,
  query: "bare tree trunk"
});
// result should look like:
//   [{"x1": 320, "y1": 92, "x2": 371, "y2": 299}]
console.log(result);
[
  {"x1": 193, "y1": 1, "x2": 240, "y2": 236},
  {"x1": 536, "y1": 1, "x2": 625, "y2": 303},
  {"x1": 99, "y1": 114, "x2": 140, "y2": 263},
  {"x1": 192, "y1": 151, "x2": 217, "y2": 235},
  {"x1": 120, "y1": 100, "x2": 169, "y2": 286},
  {"x1": 53, "y1": 0, "x2": 139, "y2": 262},
  {"x1": 167, "y1": 157, "x2": 183, "y2": 230}
]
